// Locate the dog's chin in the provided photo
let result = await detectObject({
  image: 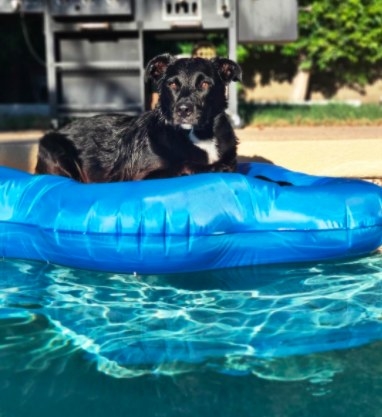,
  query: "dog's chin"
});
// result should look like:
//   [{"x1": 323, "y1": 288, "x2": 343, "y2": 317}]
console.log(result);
[
  {"x1": 174, "y1": 120, "x2": 207, "y2": 130},
  {"x1": 170, "y1": 120, "x2": 196, "y2": 130},
  {"x1": 172, "y1": 115, "x2": 202, "y2": 130},
  {"x1": 165, "y1": 118, "x2": 194, "y2": 130},
  {"x1": 179, "y1": 123, "x2": 193, "y2": 130}
]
